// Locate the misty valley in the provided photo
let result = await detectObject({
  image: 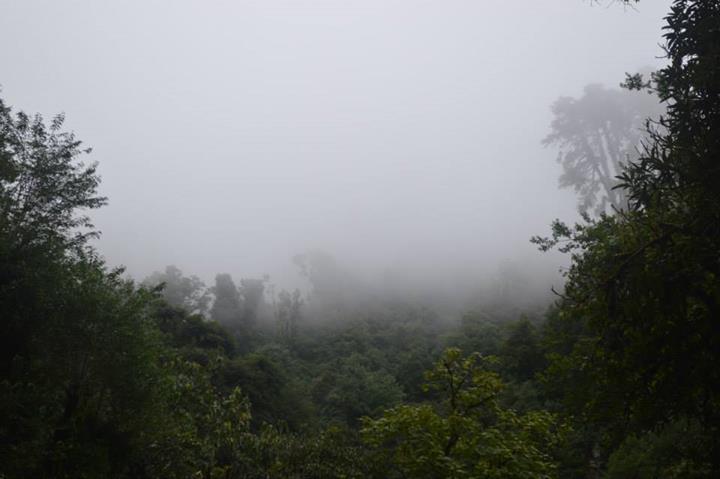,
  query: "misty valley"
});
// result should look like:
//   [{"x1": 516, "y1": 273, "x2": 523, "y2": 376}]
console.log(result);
[{"x1": 1, "y1": 0, "x2": 719, "y2": 478}]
